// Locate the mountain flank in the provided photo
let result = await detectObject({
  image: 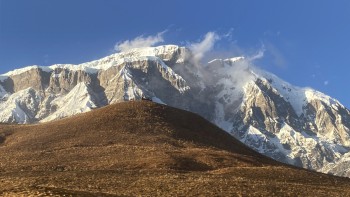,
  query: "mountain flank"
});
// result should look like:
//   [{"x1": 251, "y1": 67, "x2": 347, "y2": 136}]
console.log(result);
[{"x1": 0, "y1": 101, "x2": 349, "y2": 196}]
